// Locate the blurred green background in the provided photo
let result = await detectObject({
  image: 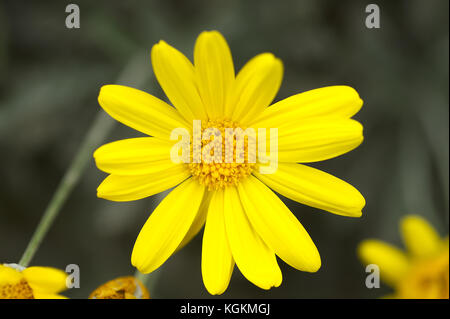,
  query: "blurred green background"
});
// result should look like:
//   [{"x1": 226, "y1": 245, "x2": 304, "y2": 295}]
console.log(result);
[{"x1": 0, "y1": 0, "x2": 448, "y2": 298}]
